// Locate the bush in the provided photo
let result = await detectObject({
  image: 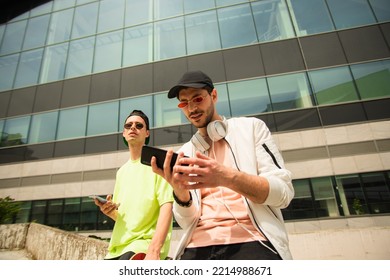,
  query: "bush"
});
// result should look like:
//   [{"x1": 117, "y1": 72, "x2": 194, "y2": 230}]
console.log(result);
[{"x1": 0, "y1": 196, "x2": 21, "y2": 224}]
